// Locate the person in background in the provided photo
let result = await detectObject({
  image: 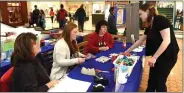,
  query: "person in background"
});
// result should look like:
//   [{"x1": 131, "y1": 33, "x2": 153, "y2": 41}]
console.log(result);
[
  {"x1": 28, "y1": 12, "x2": 34, "y2": 27},
  {"x1": 68, "y1": 8, "x2": 74, "y2": 22},
  {"x1": 85, "y1": 20, "x2": 114, "y2": 54},
  {"x1": 11, "y1": 33, "x2": 58, "y2": 92},
  {"x1": 50, "y1": 8, "x2": 55, "y2": 23},
  {"x1": 50, "y1": 22, "x2": 86, "y2": 80},
  {"x1": 57, "y1": 4, "x2": 67, "y2": 29},
  {"x1": 75, "y1": 4, "x2": 86, "y2": 32},
  {"x1": 55, "y1": 9, "x2": 59, "y2": 23},
  {"x1": 39, "y1": 9, "x2": 46, "y2": 30},
  {"x1": 32, "y1": 5, "x2": 40, "y2": 26},
  {"x1": 108, "y1": 7, "x2": 118, "y2": 35},
  {"x1": 122, "y1": 3, "x2": 179, "y2": 92}
]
